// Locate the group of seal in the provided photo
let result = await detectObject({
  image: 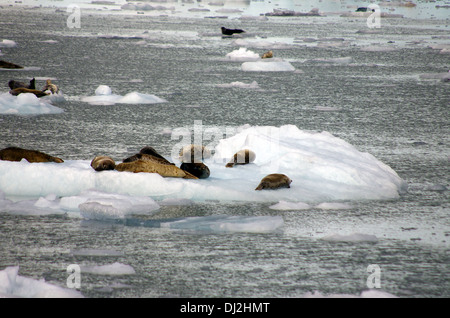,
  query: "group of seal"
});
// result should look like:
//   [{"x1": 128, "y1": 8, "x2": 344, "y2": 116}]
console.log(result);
[
  {"x1": 0, "y1": 145, "x2": 292, "y2": 191},
  {"x1": 7, "y1": 78, "x2": 59, "y2": 97}
]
